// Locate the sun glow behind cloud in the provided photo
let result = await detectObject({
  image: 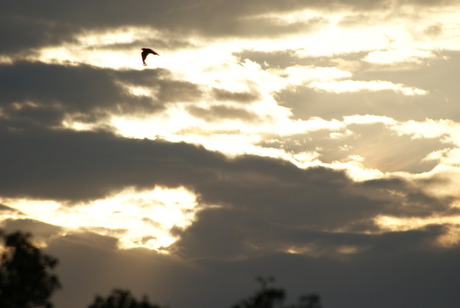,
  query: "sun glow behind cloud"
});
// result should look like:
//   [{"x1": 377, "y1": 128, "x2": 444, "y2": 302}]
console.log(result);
[
  {"x1": 1, "y1": 187, "x2": 200, "y2": 251},
  {"x1": 311, "y1": 79, "x2": 428, "y2": 95},
  {"x1": 26, "y1": 2, "x2": 460, "y2": 72},
  {"x1": 8, "y1": 3, "x2": 460, "y2": 254},
  {"x1": 375, "y1": 215, "x2": 460, "y2": 247},
  {"x1": 6, "y1": 2, "x2": 460, "y2": 307}
]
